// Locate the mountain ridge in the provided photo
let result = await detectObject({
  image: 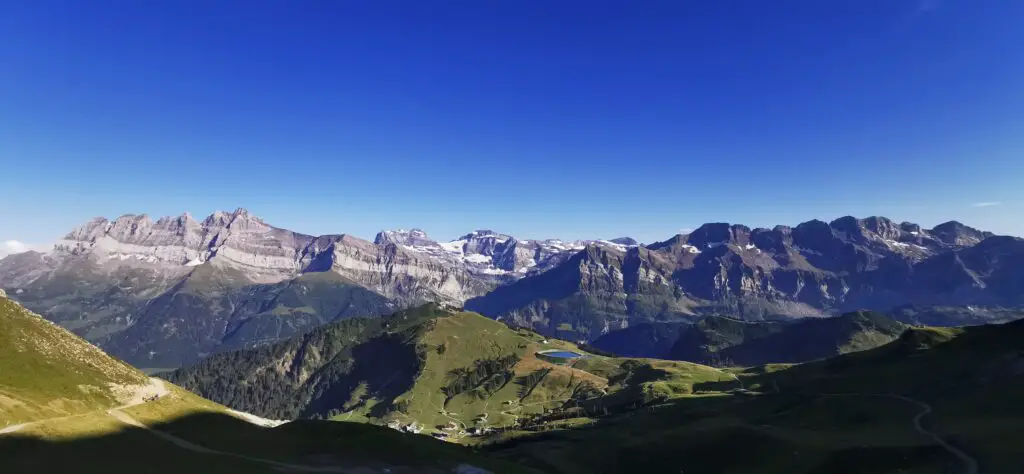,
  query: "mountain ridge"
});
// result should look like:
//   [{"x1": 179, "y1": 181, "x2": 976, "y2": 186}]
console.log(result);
[
  {"x1": 3, "y1": 210, "x2": 1022, "y2": 367},
  {"x1": 467, "y1": 216, "x2": 1023, "y2": 346}
]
